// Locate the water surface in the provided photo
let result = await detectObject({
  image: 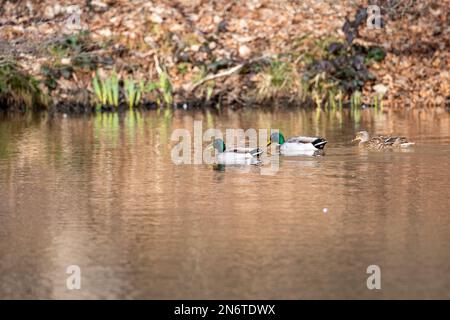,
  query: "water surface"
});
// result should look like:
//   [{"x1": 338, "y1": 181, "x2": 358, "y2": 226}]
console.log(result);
[{"x1": 1, "y1": 107, "x2": 450, "y2": 299}]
